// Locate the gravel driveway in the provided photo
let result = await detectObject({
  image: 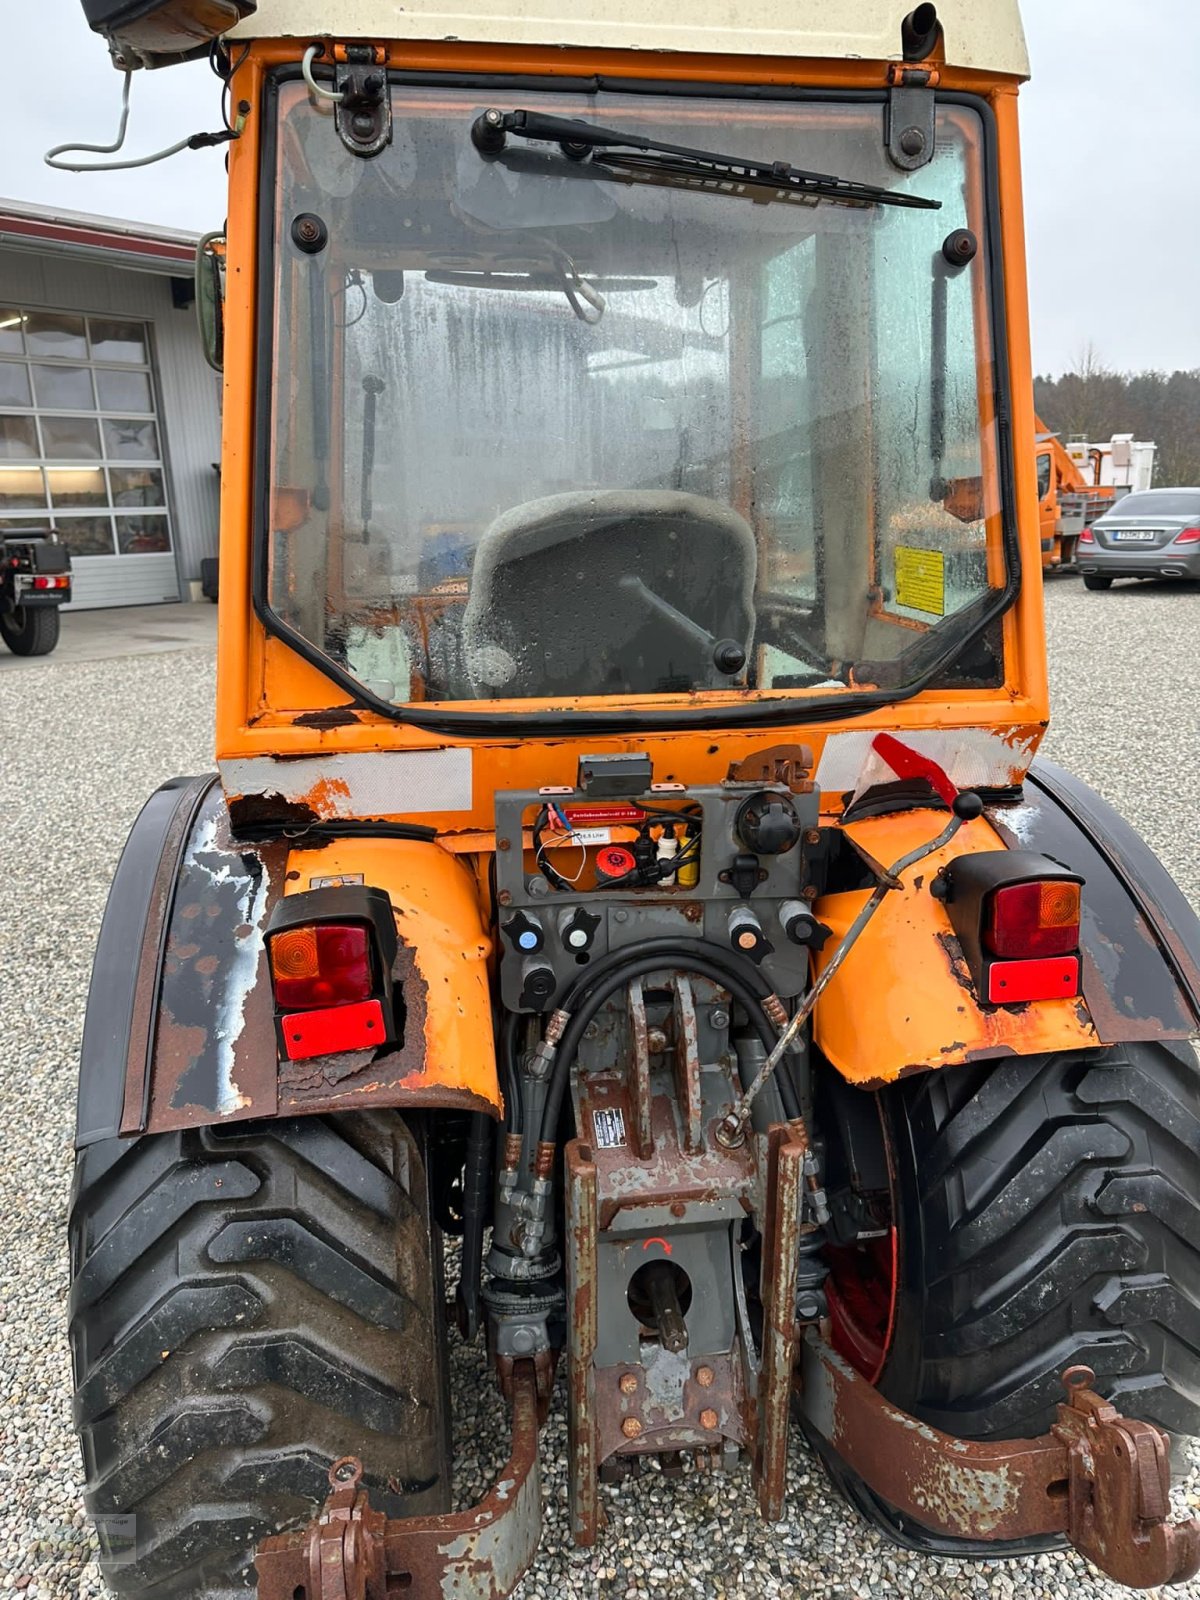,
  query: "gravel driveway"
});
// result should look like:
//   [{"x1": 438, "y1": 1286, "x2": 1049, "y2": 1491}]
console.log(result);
[{"x1": 2, "y1": 581, "x2": 1198, "y2": 1599}]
